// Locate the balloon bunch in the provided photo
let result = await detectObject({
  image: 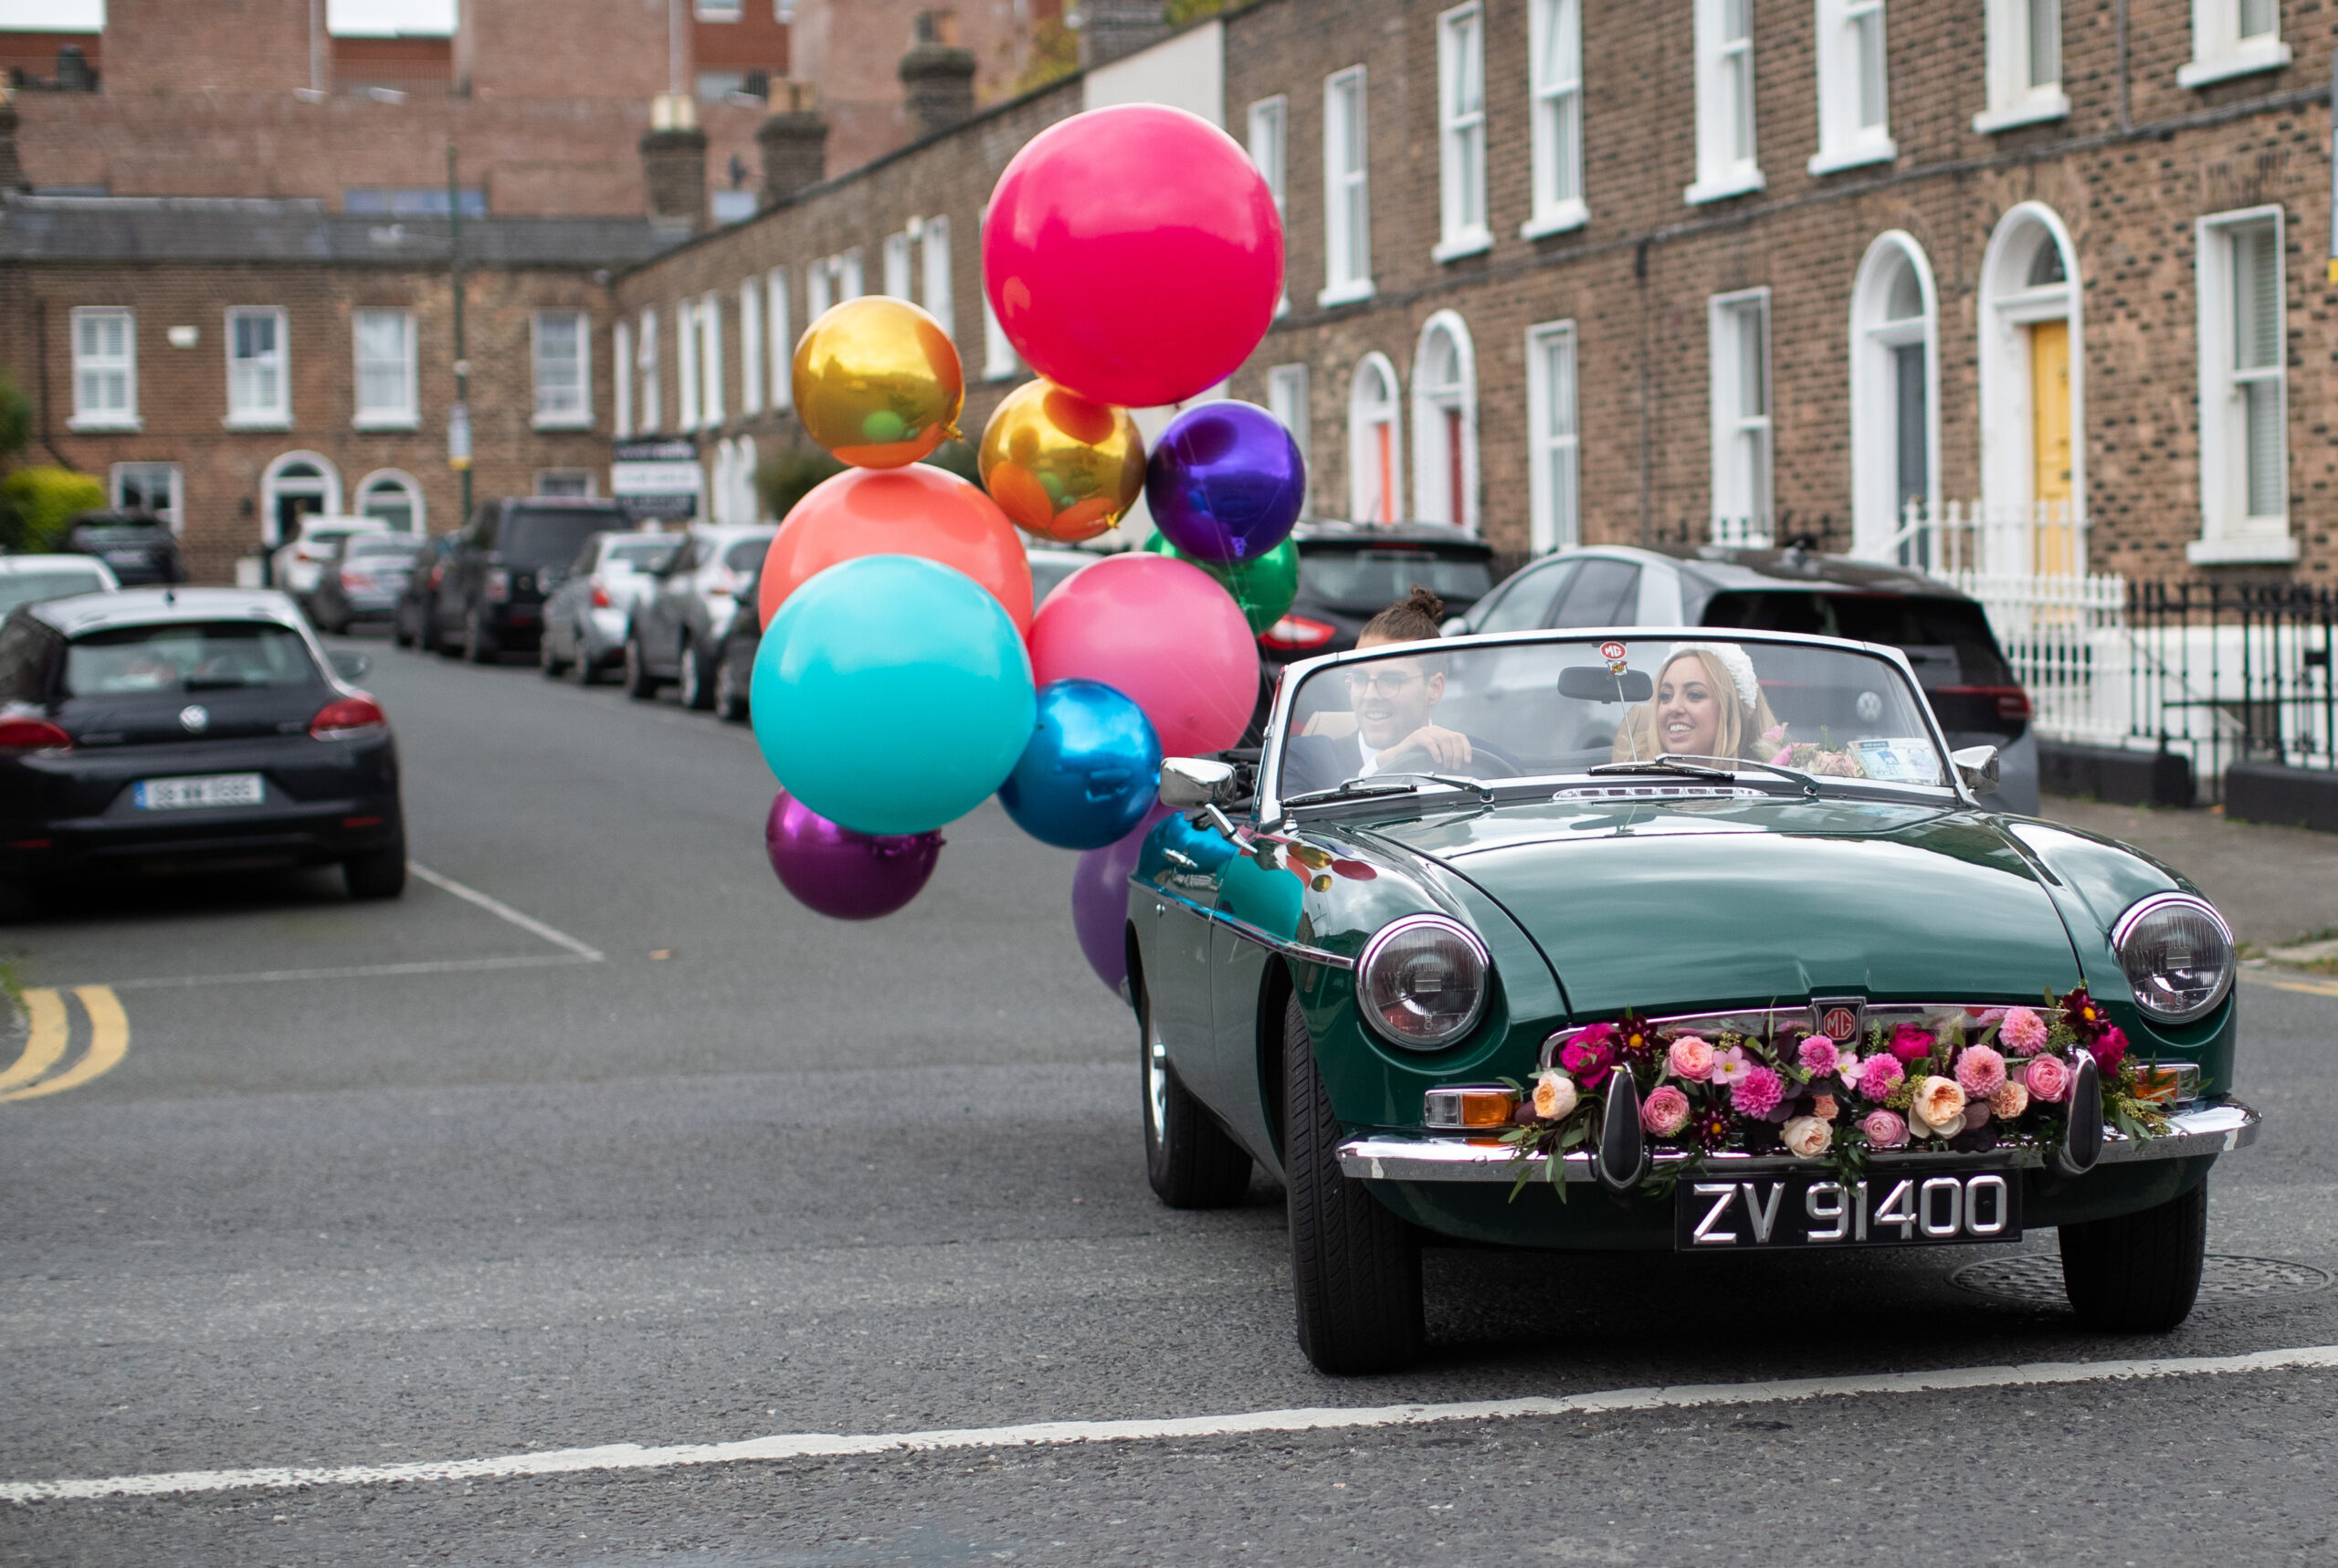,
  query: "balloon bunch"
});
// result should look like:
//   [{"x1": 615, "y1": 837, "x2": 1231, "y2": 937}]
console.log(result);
[{"x1": 752, "y1": 102, "x2": 1298, "y2": 942}]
